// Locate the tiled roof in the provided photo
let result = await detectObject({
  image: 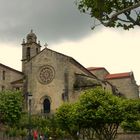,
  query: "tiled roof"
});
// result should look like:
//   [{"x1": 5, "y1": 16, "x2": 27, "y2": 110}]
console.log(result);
[{"x1": 105, "y1": 72, "x2": 131, "y2": 80}]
